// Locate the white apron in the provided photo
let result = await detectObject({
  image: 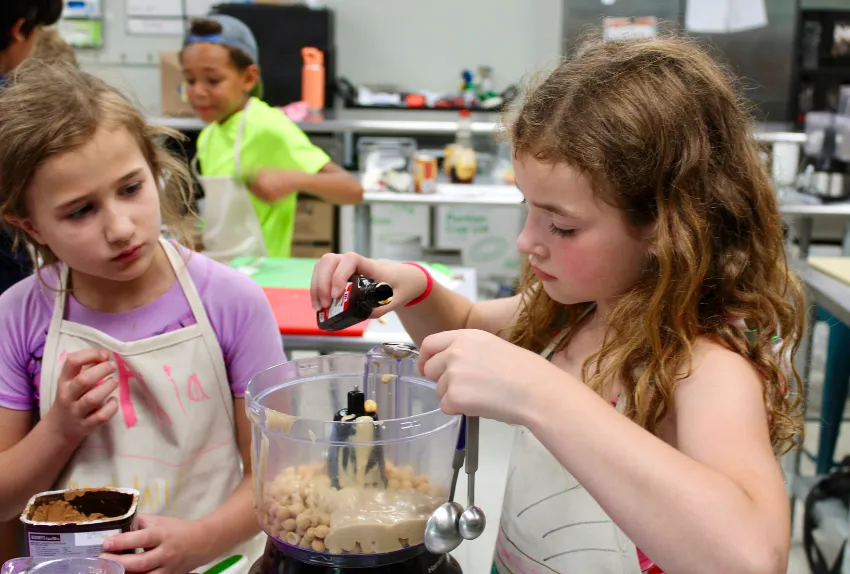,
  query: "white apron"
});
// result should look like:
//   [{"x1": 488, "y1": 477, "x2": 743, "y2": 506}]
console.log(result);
[
  {"x1": 493, "y1": 318, "x2": 643, "y2": 574},
  {"x1": 39, "y1": 239, "x2": 265, "y2": 571},
  {"x1": 194, "y1": 100, "x2": 268, "y2": 264}
]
